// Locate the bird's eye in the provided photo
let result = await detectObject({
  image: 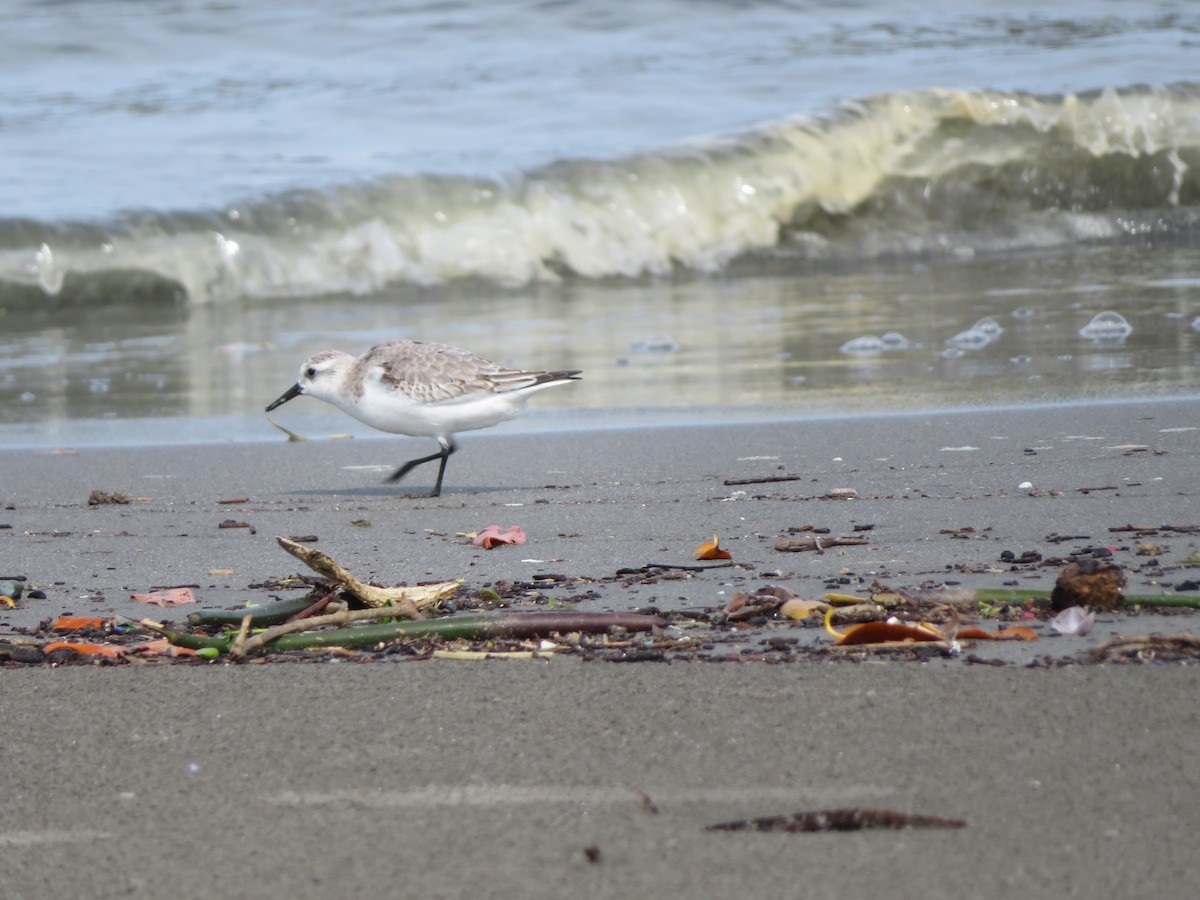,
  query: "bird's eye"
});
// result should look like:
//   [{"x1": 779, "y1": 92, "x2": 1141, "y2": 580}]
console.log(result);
[{"x1": 305, "y1": 367, "x2": 317, "y2": 379}]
